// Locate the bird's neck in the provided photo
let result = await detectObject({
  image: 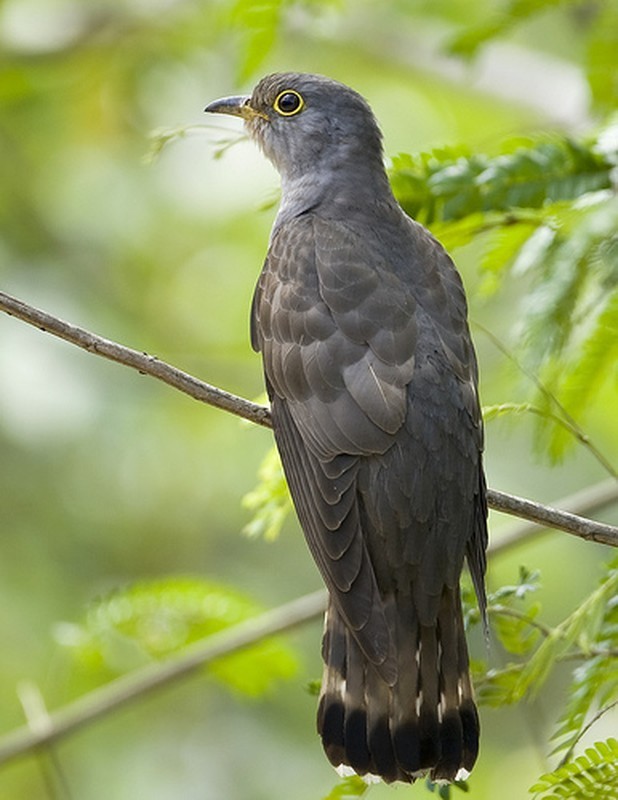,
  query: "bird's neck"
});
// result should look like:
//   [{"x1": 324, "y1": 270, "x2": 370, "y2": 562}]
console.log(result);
[{"x1": 276, "y1": 163, "x2": 395, "y2": 227}]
